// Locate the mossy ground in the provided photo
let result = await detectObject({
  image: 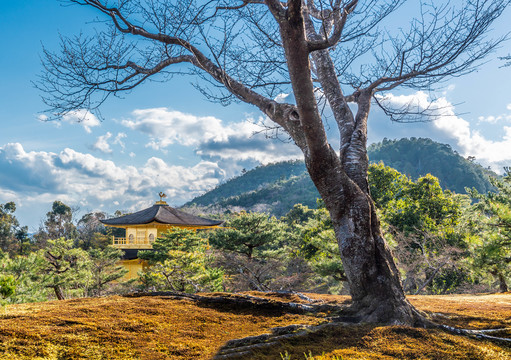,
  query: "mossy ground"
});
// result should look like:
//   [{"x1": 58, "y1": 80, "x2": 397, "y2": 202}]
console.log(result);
[{"x1": 0, "y1": 292, "x2": 510, "y2": 359}]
